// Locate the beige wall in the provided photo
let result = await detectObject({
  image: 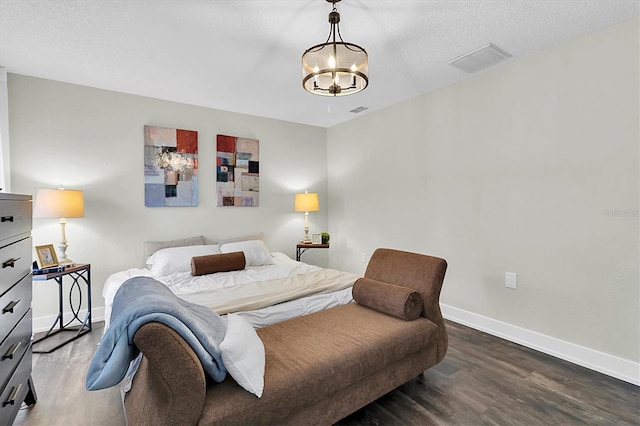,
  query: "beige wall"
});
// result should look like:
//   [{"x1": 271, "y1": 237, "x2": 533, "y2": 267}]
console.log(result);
[
  {"x1": 8, "y1": 76, "x2": 329, "y2": 322},
  {"x1": 327, "y1": 17, "x2": 639, "y2": 365}
]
